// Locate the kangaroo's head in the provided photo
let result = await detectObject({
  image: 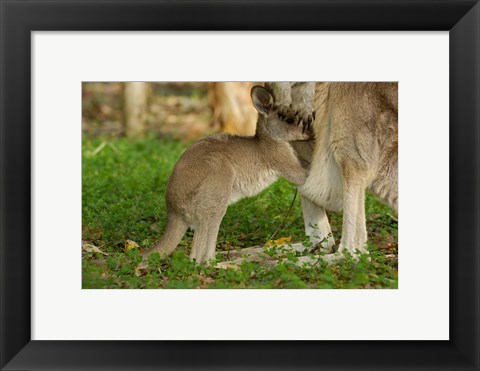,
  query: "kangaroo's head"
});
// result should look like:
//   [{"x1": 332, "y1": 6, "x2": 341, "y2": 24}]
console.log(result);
[{"x1": 251, "y1": 85, "x2": 312, "y2": 142}]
